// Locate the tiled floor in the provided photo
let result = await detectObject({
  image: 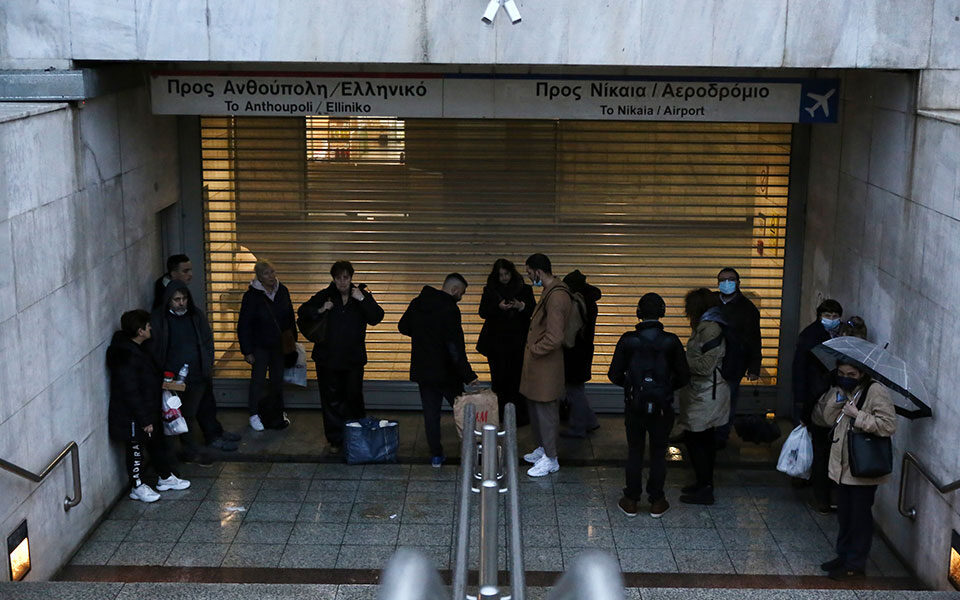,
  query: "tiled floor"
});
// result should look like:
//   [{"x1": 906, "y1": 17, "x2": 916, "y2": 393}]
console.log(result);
[{"x1": 71, "y1": 459, "x2": 910, "y2": 578}]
